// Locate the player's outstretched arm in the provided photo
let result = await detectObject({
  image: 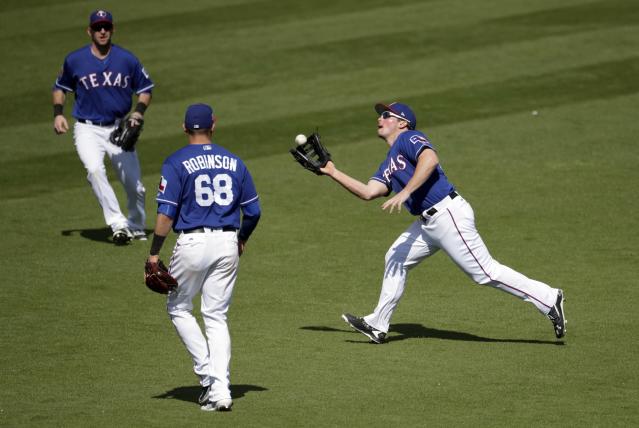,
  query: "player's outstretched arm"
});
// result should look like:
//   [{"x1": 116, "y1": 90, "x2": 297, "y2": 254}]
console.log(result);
[
  {"x1": 321, "y1": 161, "x2": 388, "y2": 201},
  {"x1": 52, "y1": 89, "x2": 69, "y2": 135}
]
